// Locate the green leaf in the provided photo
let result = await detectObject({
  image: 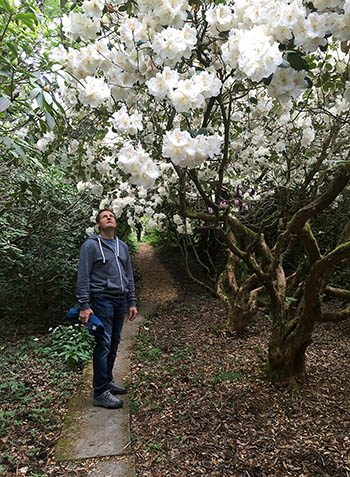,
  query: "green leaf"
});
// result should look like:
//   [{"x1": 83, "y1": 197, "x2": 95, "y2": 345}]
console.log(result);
[
  {"x1": 0, "y1": 69, "x2": 12, "y2": 79},
  {"x1": 249, "y1": 97, "x2": 258, "y2": 105},
  {"x1": 43, "y1": 91, "x2": 53, "y2": 105},
  {"x1": 285, "y1": 296, "x2": 297, "y2": 305},
  {"x1": 15, "y1": 12, "x2": 38, "y2": 31},
  {"x1": 136, "y1": 39, "x2": 147, "y2": 47},
  {"x1": 13, "y1": 143, "x2": 26, "y2": 159},
  {"x1": 262, "y1": 74, "x2": 272, "y2": 86},
  {"x1": 305, "y1": 77, "x2": 313, "y2": 88},
  {"x1": 218, "y1": 30, "x2": 230, "y2": 39},
  {"x1": 30, "y1": 87, "x2": 41, "y2": 99},
  {"x1": 0, "y1": 96, "x2": 11, "y2": 113},
  {"x1": 36, "y1": 92, "x2": 44, "y2": 108},
  {"x1": 197, "y1": 128, "x2": 210, "y2": 136},
  {"x1": 278, "y1": 59, "x2": 290, "y2": 69},
  {"x1": 0, "y1": 0, "x2": 14, "y2": 13},
  {"x1": 286, "y1": 52, "x2": 309, "y2": 71},
  {"x1": 52, "y1": 96, "x2": 66, "y2": 116},
  {"x1": 45, "y1": 110, "x2": 56, "y2": 130},
  {"x1": 0, "y1": 136, "x2": 14, "y2": 148}
]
